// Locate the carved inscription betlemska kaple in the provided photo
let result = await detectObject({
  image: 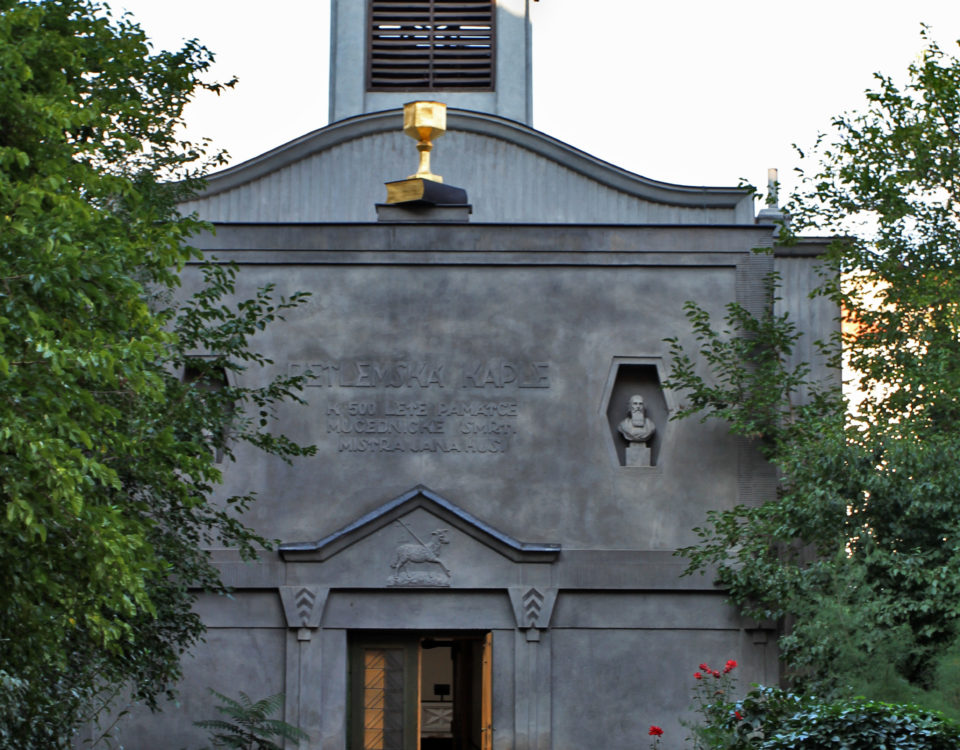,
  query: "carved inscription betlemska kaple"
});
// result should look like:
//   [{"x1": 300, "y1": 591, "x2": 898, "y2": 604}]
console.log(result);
[{"x1": 287, "y1": 358, "x2": 551, "y2": 455}]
